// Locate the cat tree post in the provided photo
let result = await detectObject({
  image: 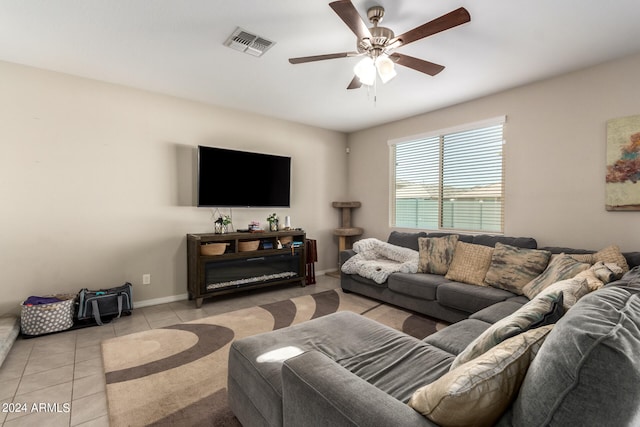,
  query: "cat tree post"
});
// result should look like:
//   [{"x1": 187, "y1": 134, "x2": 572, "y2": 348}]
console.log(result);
[{"x1": 331, "y1": 201, "x2": 363, "y2": 276}]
